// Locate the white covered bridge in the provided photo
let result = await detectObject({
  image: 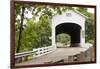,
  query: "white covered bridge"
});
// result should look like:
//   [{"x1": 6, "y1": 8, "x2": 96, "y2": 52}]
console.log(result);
[
  {"x1": 15, "y1": 10, "x2": 94, "y2": 66},
  {"x1": 52, "y1": 10, "x2": 86, "y2": 47}
]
